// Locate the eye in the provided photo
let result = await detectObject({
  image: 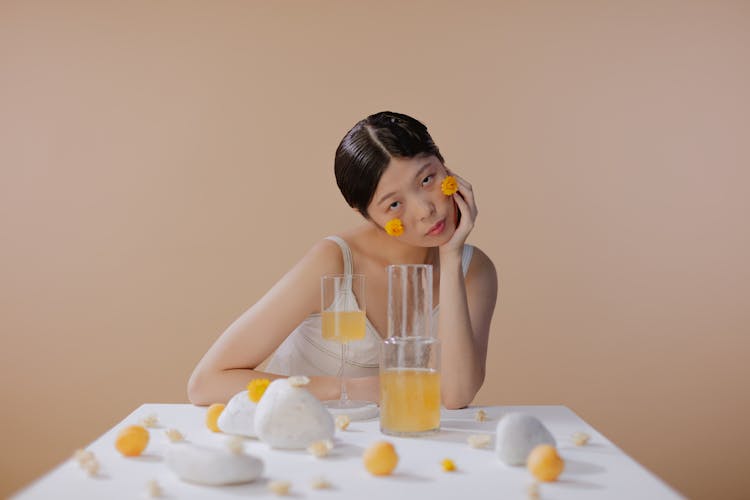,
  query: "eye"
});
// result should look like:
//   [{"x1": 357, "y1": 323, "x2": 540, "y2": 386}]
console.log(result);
[
  {"x1": 388, "y1": 201, "x2": 401, "y2": 211},
  {"x1": 422, "y1": 174, "x2": 434, "y2": 186}
]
